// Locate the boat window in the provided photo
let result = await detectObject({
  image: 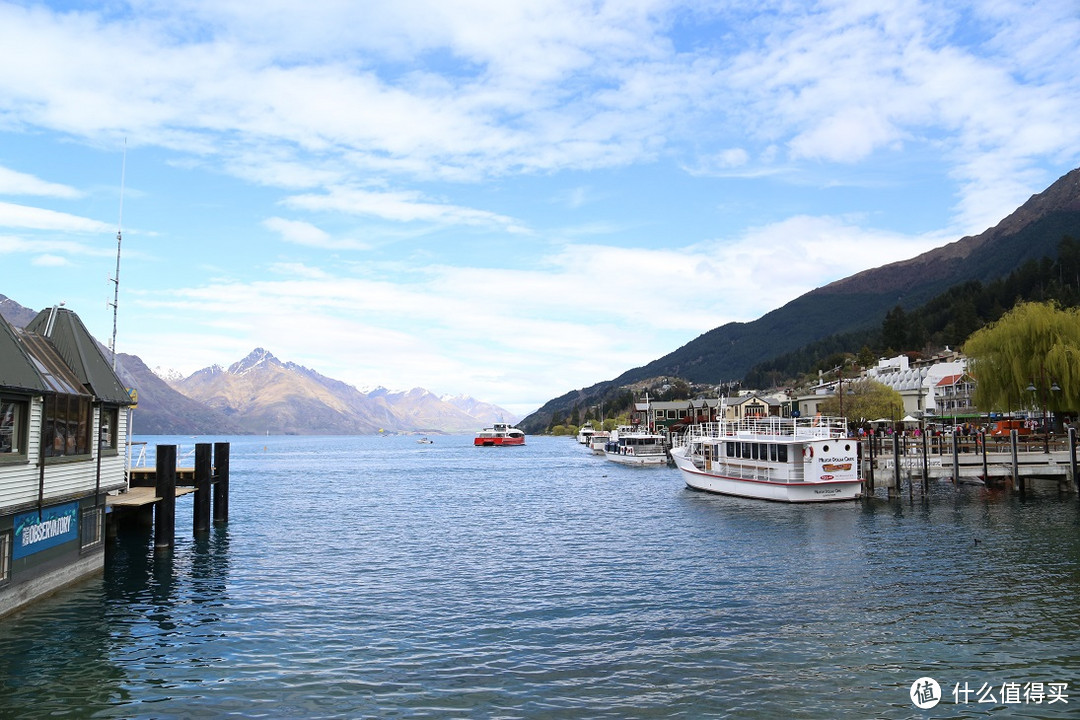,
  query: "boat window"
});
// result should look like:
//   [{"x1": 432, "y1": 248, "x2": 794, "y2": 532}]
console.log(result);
[
  {"x1": 769, "y1": 444, "x2": 777, "y2": 462},
  {"x1": 778, "y1": 445, "x2": 788, "y2": 463},
  {"x1": 726, "y1": 441, "x2": 736, "y2": 458},
  {"x1": 741, "y1": 442, "x2": 751, "y2": 458},
  {"x1": 822, "y1": 445, "x2": 830, "y2": 453}
]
